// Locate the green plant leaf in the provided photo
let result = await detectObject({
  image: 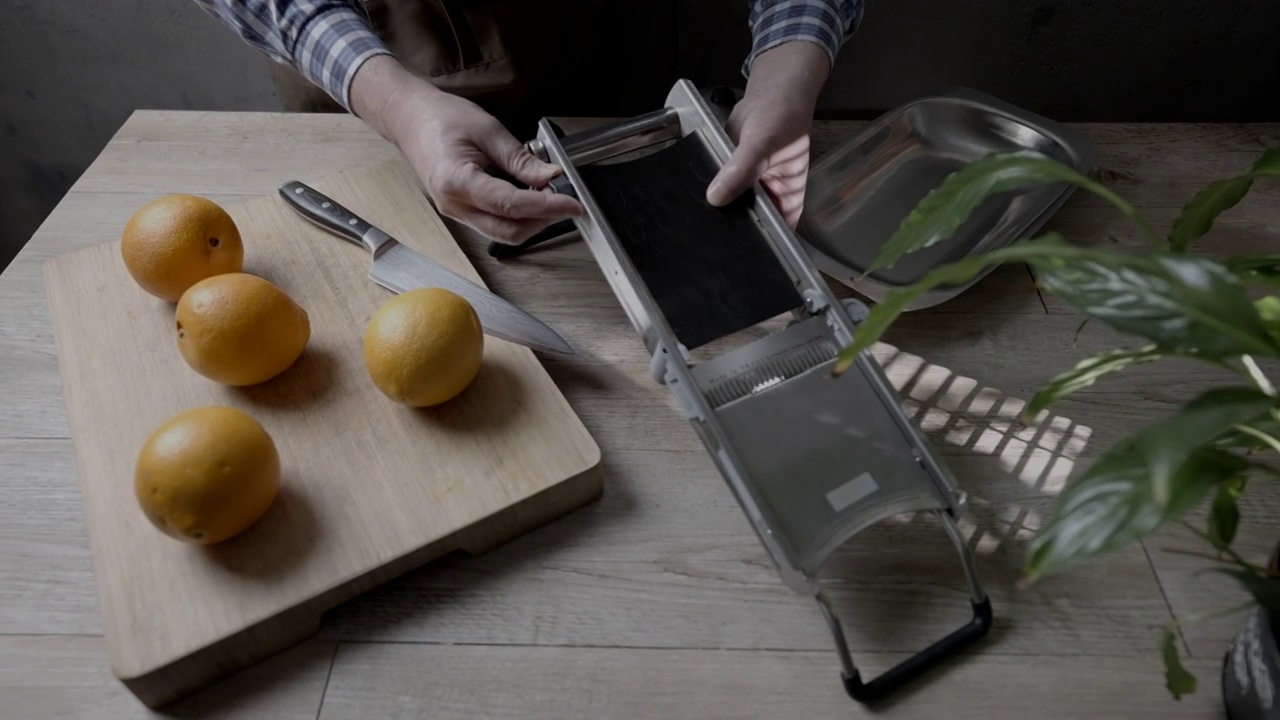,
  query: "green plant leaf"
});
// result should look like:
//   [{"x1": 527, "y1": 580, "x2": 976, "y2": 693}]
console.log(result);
[
  {"x1": 1170, "y1": 177, "x2": 1251, "y2": 249},
  {"x1": 1134, "y1": 387, "x2": 1271, "y2": 506},
  {"x1": 1025, "y1": 446, "x2": 1247, "y2": 581},
  {"x1": 1234, "y1": 424, "x2": 1280, "y2": 455},
  {"x1": 1218, "y1": 570, "x2": 1280, "y2": 617},
  {"x1": 1242, "y1": 355, "x2": 1277, "y2": 397},
  {"x1": 1253, "y1": 148, "x2": 1280, "y2": 173},
  {"x1": 1034, "y1": 253, "x2": 1280, "y2": 358},
  {"x1": 1207, "y1": 476, "x2": 1246, "y2": 550},
  {"x1": 1229, "y1": 256, "x2": 1280, "y2": 290},
  {"x1": 1229, "y1": 256, "x2": 1280, "y2": 274},
  {"x1": 1161, "y1": 628, "x2": 1198, "y2": 700},
  {"x1": 1169, "y1": 149, "x2": 1280, "y2": 251},
  {"x1": 1213, "y1": 417, "x2": 1280, "y2": 453},
  {"x1": 867, "y1": 151, "x2": 1150, "y2": 273},
  {"x1": 1259, "y1": 297, "x2": 1280, "y2": 345},
  {"x1": 833, "y1": 234, "x2": 1082, "y2": 373},
  {"x1": 1023, "y1": 346, "x2": 1163, "y2": 420},
  {"x1": 836, "y1": 242, "x2": 1280, "y2": 376}
]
